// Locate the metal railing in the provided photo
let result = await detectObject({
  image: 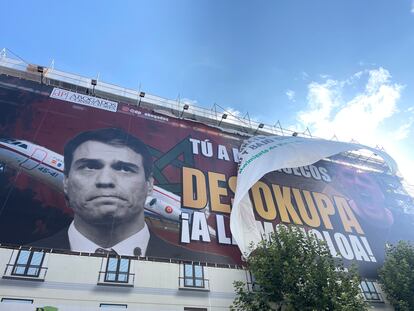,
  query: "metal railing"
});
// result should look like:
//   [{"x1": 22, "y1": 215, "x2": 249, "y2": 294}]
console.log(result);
[
  {"x1": 1, "y1": 48, "x2": 413, "y2": 185},
  {"x1": 178, "y1": 276, "x2": 210, "y2": 291},
  {"x1": 3, "y1": 263, "x2": 47, "y2": 281},
  {"x1": 0, "y1": 51, "x2": 297, "y2": 137},
  {"x1": 97, "y1": 270, "x2": 135, "y2": 287}
]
